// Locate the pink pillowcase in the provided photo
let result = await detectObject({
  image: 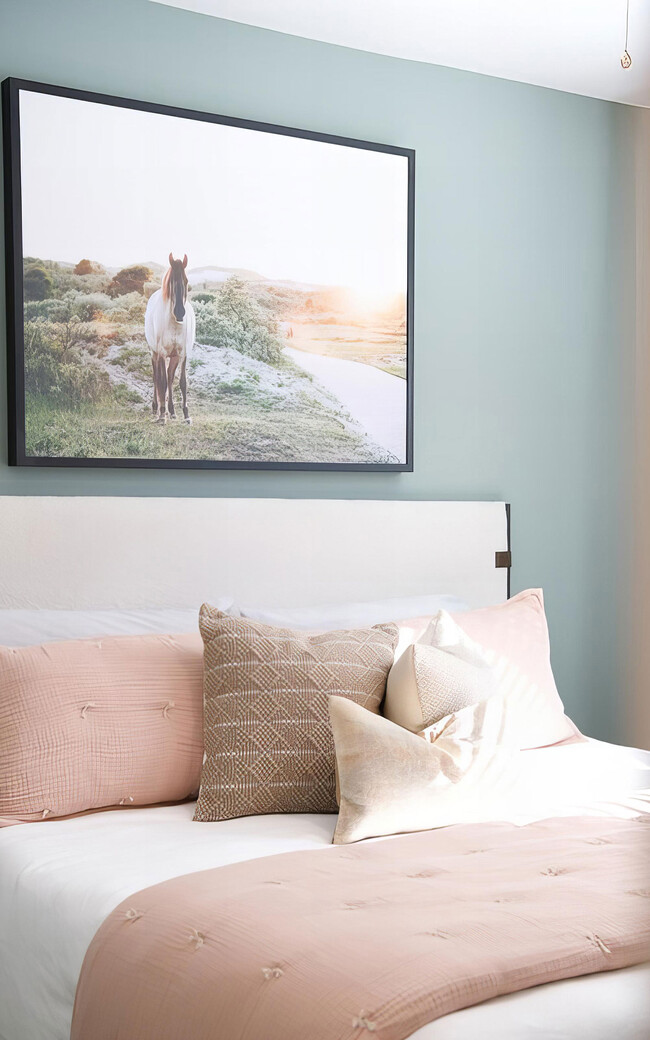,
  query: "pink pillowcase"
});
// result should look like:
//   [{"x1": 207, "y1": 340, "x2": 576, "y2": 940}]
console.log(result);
[
  {"x1": 451, "y1": 589, "x2": 579, "y2": 747},
  {"x1": 0, "y1": 633, "x2": 204, "y2": 826}
]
